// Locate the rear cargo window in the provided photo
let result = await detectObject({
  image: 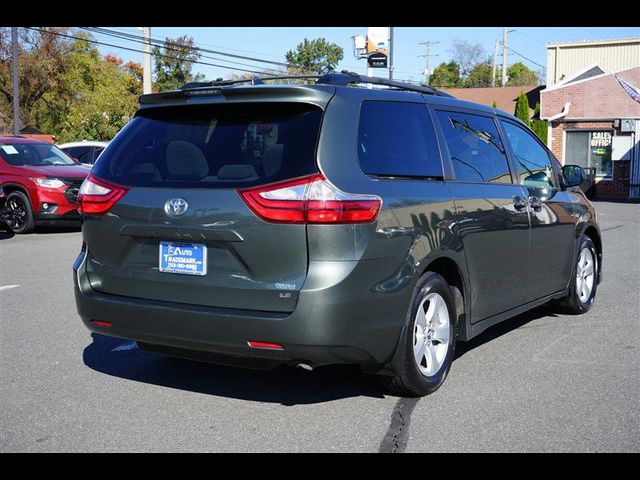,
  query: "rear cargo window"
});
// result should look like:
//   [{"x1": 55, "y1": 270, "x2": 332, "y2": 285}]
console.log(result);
[
  {"x1": 357, "y1": 101, "x2": 443, "y2": 178},
  {"x1": 92, "y1": 103, "x2": 322, "y2": 188}
]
